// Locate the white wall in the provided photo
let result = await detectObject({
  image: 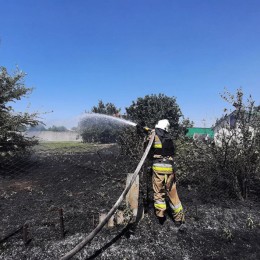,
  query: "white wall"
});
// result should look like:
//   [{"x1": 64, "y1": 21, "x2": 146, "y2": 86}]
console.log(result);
[{"x1": 25, "y1": 131, "x2": 82, "y2": 142}]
